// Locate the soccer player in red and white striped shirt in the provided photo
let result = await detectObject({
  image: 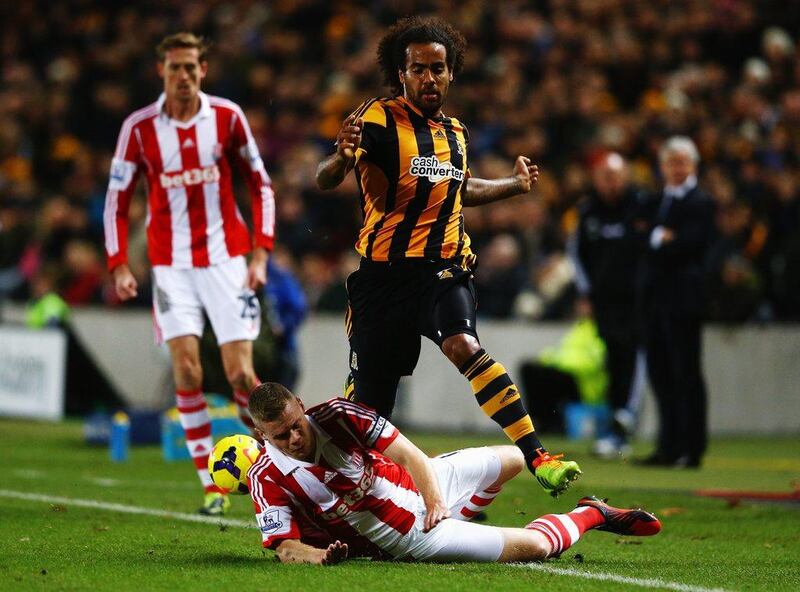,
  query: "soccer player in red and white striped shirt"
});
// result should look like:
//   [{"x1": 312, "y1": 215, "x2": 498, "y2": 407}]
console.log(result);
[
  {"x1": 103, "y1": 33, "x2": 275, "y2": 515},
  {"x1": 245, "y1": 383, "x2": 661, "y2": 565}
]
